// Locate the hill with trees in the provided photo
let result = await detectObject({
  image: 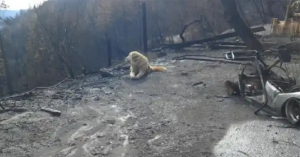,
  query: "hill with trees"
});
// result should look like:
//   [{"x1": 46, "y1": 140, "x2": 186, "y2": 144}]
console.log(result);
[{"x1": 0, "y1": 0, "x2": 290, "y2": 96}]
